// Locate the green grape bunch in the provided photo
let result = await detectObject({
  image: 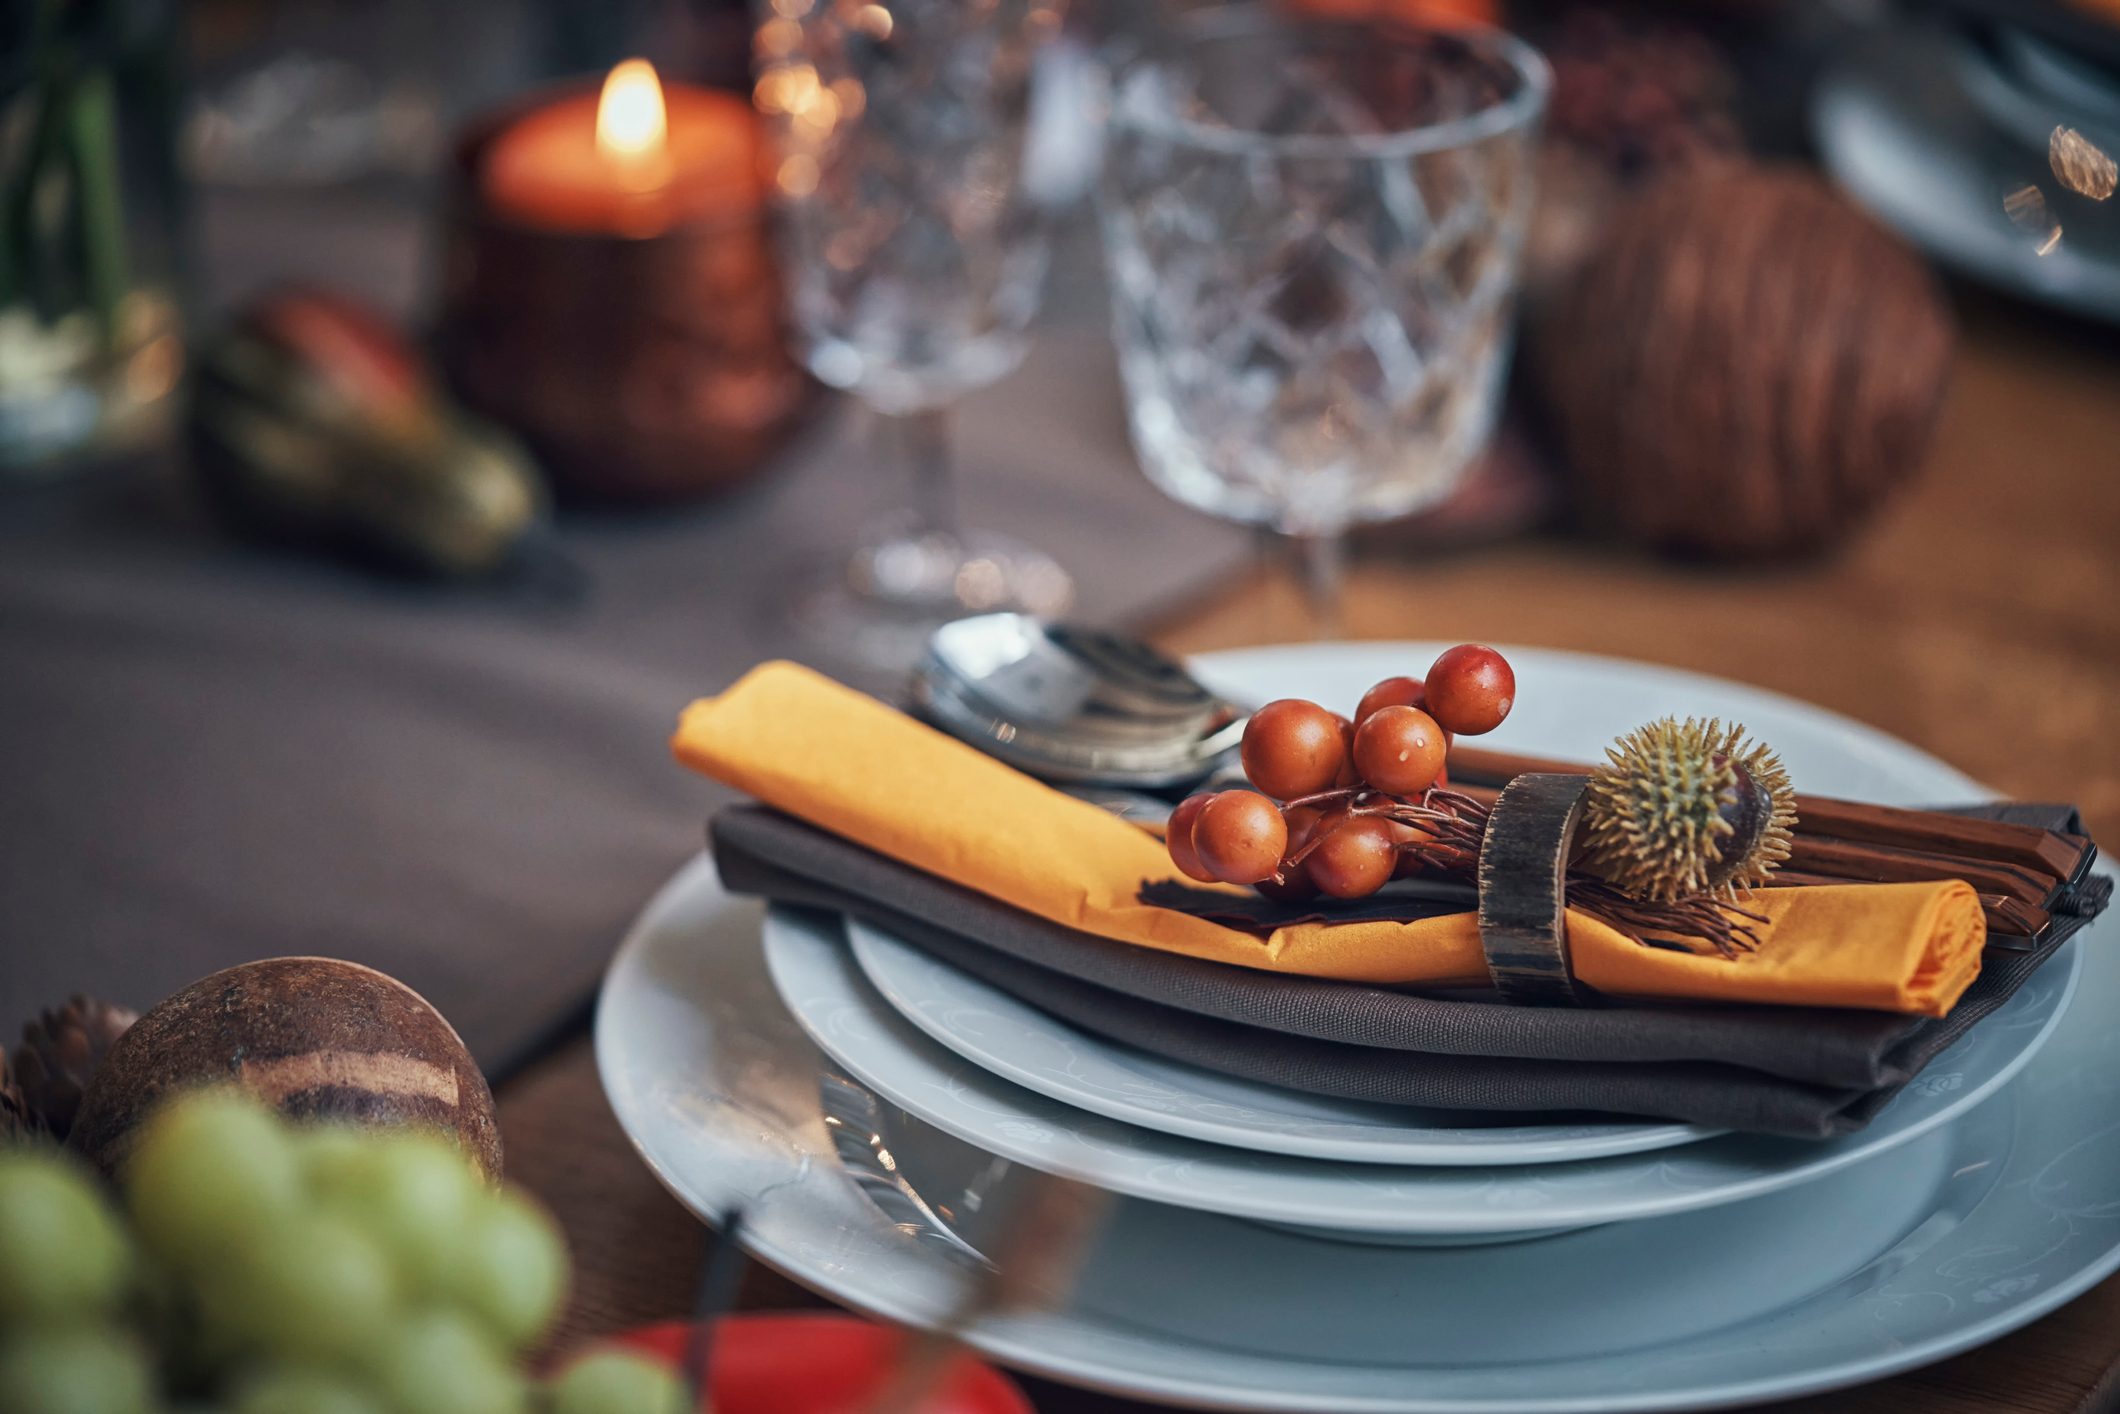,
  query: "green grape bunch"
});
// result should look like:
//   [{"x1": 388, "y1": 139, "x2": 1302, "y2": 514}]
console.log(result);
[{"x1": 0, "y1": 1091, "x2": 686, "y2": 1414}]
